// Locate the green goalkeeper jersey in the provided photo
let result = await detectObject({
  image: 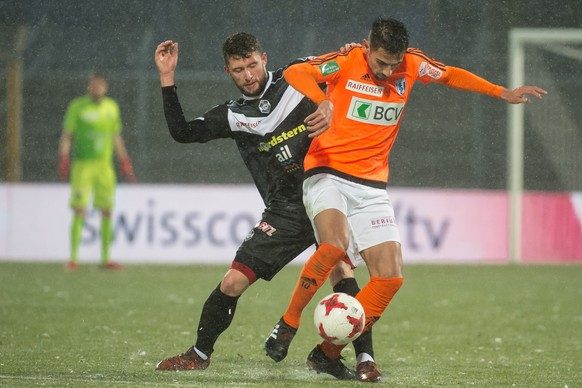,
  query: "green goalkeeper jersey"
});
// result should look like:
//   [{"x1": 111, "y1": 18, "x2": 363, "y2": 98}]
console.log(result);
[{"x1": 63, "y1": 95, "x2": 122, "y2": 161}]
